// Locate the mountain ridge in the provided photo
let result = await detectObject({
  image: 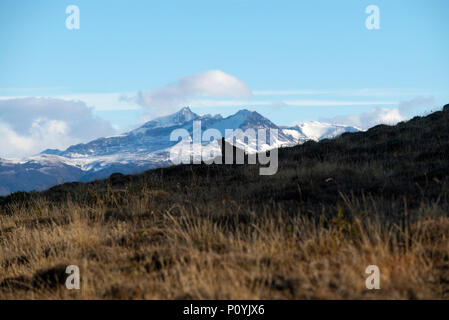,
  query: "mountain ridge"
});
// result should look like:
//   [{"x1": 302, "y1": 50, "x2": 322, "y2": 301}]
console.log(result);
[{"x1": 0, "y1": 107, "x2": 359, "y2": 195}]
